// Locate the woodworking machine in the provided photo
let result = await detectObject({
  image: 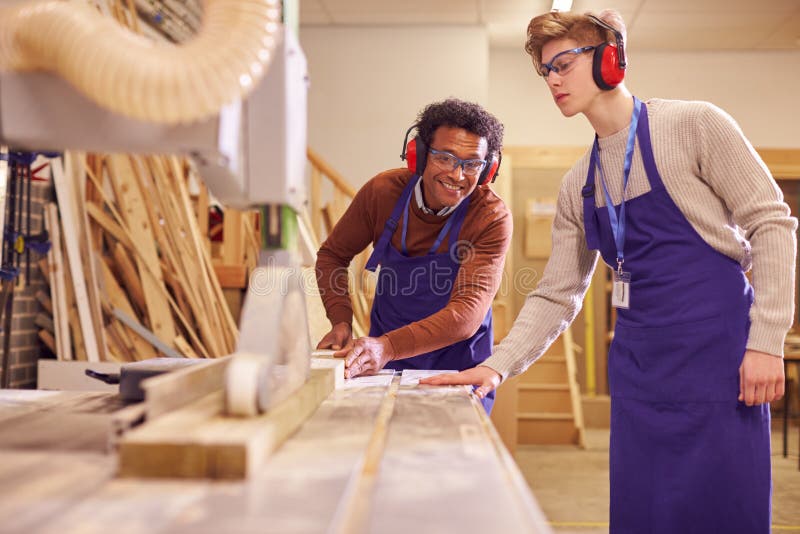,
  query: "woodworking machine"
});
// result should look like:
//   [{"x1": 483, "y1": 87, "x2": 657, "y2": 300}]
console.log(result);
[{"x1": 0, "y1": 22, "x2": 312, "y2": 416}]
